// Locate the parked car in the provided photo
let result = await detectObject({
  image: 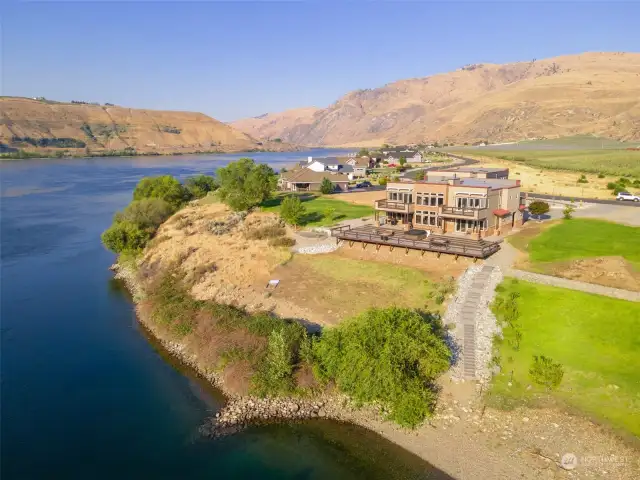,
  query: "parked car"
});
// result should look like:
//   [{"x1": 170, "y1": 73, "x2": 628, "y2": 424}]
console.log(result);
[
  {"x1": 356, "y1": 181, "x2": 372, "y2": 188},
  {"x1": 616, "y1": 191, "x2": 640, "y2": 202}
]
